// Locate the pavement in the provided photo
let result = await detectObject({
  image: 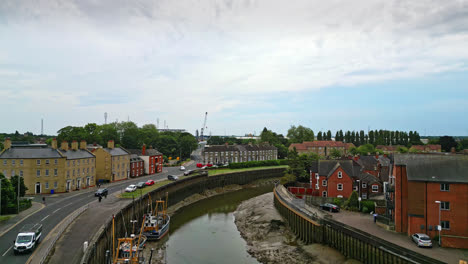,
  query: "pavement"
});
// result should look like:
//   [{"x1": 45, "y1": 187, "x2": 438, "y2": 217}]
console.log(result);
[{"x1": 0, "y1": 202, "x2": 45, "y2": 238}]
